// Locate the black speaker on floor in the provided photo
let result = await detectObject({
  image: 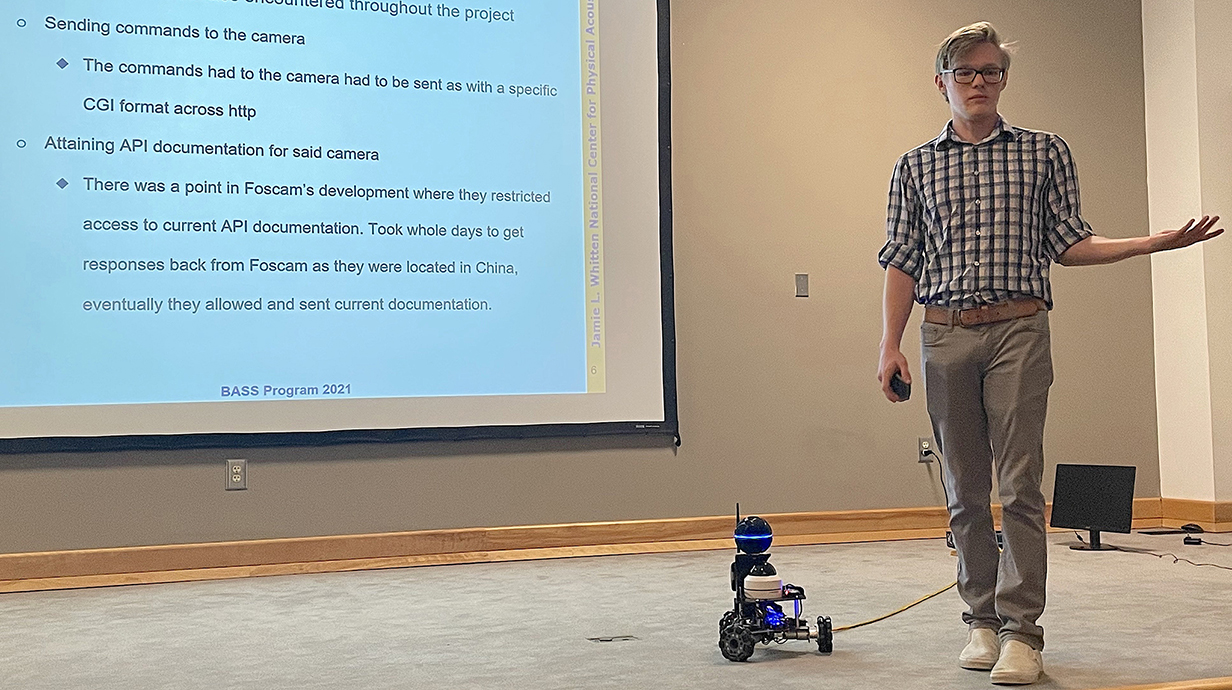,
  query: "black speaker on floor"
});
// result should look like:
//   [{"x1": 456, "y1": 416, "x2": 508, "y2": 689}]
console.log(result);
[{"x1": 1050, "y1": 464, "x2": 1136, "y2": 551}]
